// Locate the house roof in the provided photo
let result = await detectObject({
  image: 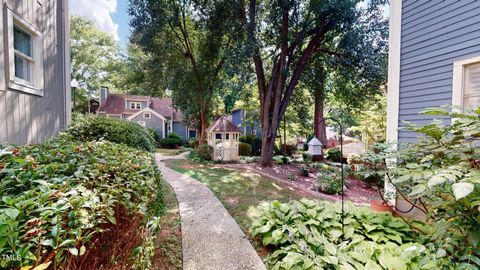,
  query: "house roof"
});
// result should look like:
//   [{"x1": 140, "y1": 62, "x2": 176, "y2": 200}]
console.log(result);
[
  {"x1": 97, "y1": 94, "x2": 182, "y2": 121},
  {"x1": 206, "y1": 116, "x2": 241, "y2": 133}
]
